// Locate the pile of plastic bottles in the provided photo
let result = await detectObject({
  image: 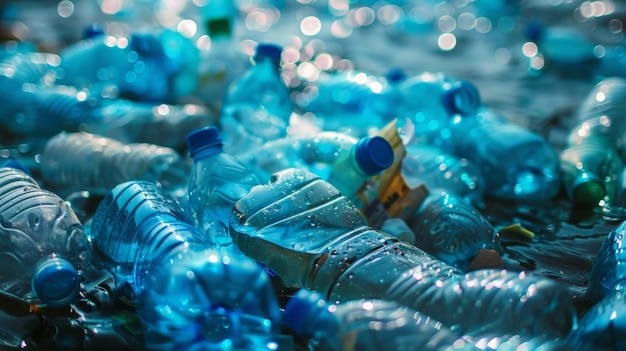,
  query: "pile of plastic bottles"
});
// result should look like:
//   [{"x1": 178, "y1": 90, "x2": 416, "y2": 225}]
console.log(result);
[{"x1": 1, "y1": 0, "x2": 626, "y2": 350}]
